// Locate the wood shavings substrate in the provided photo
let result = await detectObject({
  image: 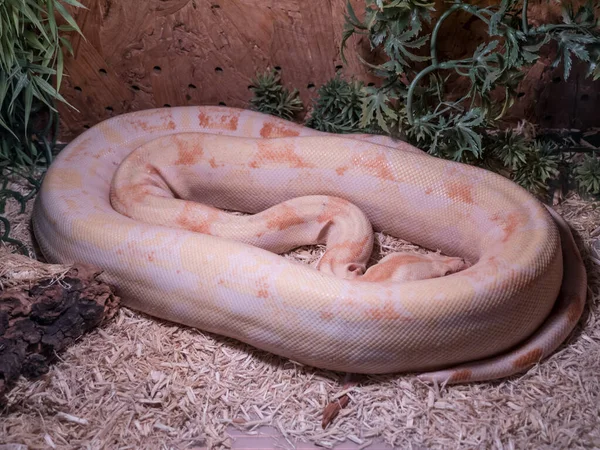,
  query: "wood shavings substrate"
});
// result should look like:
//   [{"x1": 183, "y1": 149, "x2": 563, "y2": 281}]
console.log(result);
[{"x1": 1, "y1": 177, "x2": 599, "y2": 449}]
